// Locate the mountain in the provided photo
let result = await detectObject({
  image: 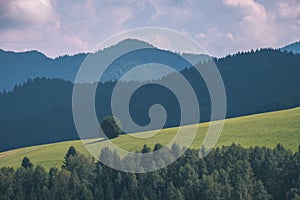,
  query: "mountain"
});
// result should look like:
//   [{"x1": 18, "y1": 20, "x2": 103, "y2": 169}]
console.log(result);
[
  {"x1": 0, "y1": 48, "x2": 300, "y2": 151},
  {"x1": 0, "y1": 49, "x2": 87, "y2": 90},
  {"x1": 0, "y1": 39, "x2": 210, "y2": 90},
  {"x1": 281, "y1": 41, "x2": 300, "y2": 54}
]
